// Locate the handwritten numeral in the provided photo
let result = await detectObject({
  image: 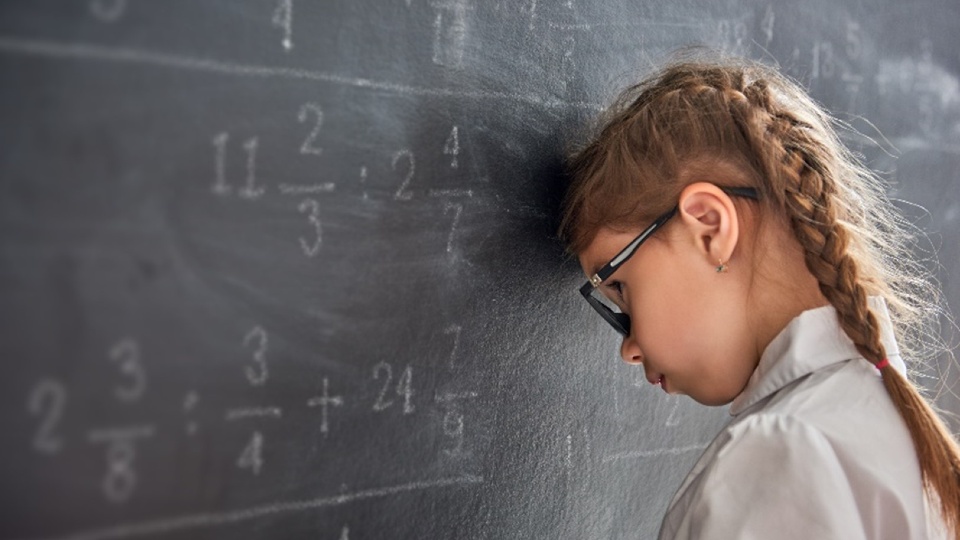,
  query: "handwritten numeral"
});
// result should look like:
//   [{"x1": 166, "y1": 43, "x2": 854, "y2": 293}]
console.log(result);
[
  {"x1": 298, "y1": 199, "x2": 323, "y2": 257},
  {"x1": 372, "y1": 362, "x2": 415, "y2": 414},
  {"x1": 272, "y1": 0, "x2": 294, "y2": 51},
  {"x1": 297, "y1": 102, "x2": 323, "y2": 155},
  {"x1": 243, "y1": 326, "x2": 269, "y2": 386},
  {"x1": 28, "y1": 379, "x2": 66, "y2": 455},
  {"x1": 392, "y1": 150, "x2": 415, "y2": 200},
  {"x1": 110, "y1": 338, "x2": 146, "y2": 402},
  {"x1": 237, "y1": 431, "x2": 264, "y2": 475}
]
